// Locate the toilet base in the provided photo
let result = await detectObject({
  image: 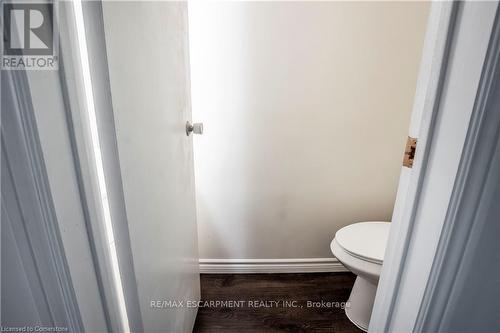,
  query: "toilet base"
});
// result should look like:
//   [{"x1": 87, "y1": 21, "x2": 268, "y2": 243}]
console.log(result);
[{"x1": 345, "y1": 276, "x2": 378, "y2": 332}]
